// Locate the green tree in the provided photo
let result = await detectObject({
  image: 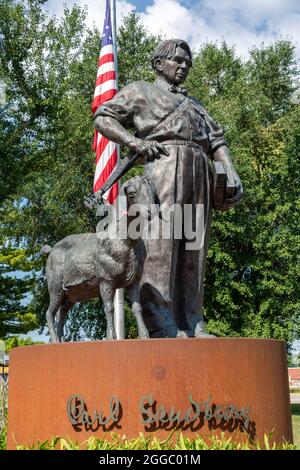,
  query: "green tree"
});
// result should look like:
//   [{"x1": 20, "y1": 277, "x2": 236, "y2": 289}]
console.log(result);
[
  {"x1": 0, "y1": 239, "x2": 37, "y2": 337},
  {"x1": 4, "y1": 335, "x2": 44, "y2": 352},
  {"x1": 117, "y1": 11, "x2": 159, "y2": 87},
  {"x1": 187, "y1": 41, "x2": 300, "y2": 343},
  {"x1": 249, "y1": 41, "x2": 298, "y2": 121},
  {"x1": 0, "y1": 4, "x2": 159, "y2": 340},
  {"x1": 0, "y1": 0, "x2": 96, "y2": 338}
]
